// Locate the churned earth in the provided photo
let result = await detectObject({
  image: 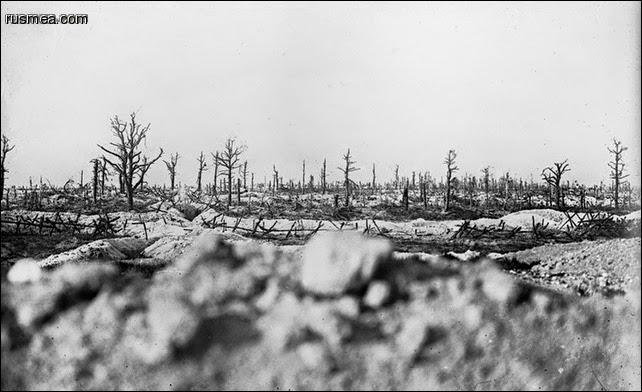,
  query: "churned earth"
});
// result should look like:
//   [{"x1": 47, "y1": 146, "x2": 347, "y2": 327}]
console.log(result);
[
  {"x1": 1, "y1": 229, "x2": 640, "y2": 391},
  {"x1": 496, "y1": 237, "x2": 641, "y2": 297}
]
